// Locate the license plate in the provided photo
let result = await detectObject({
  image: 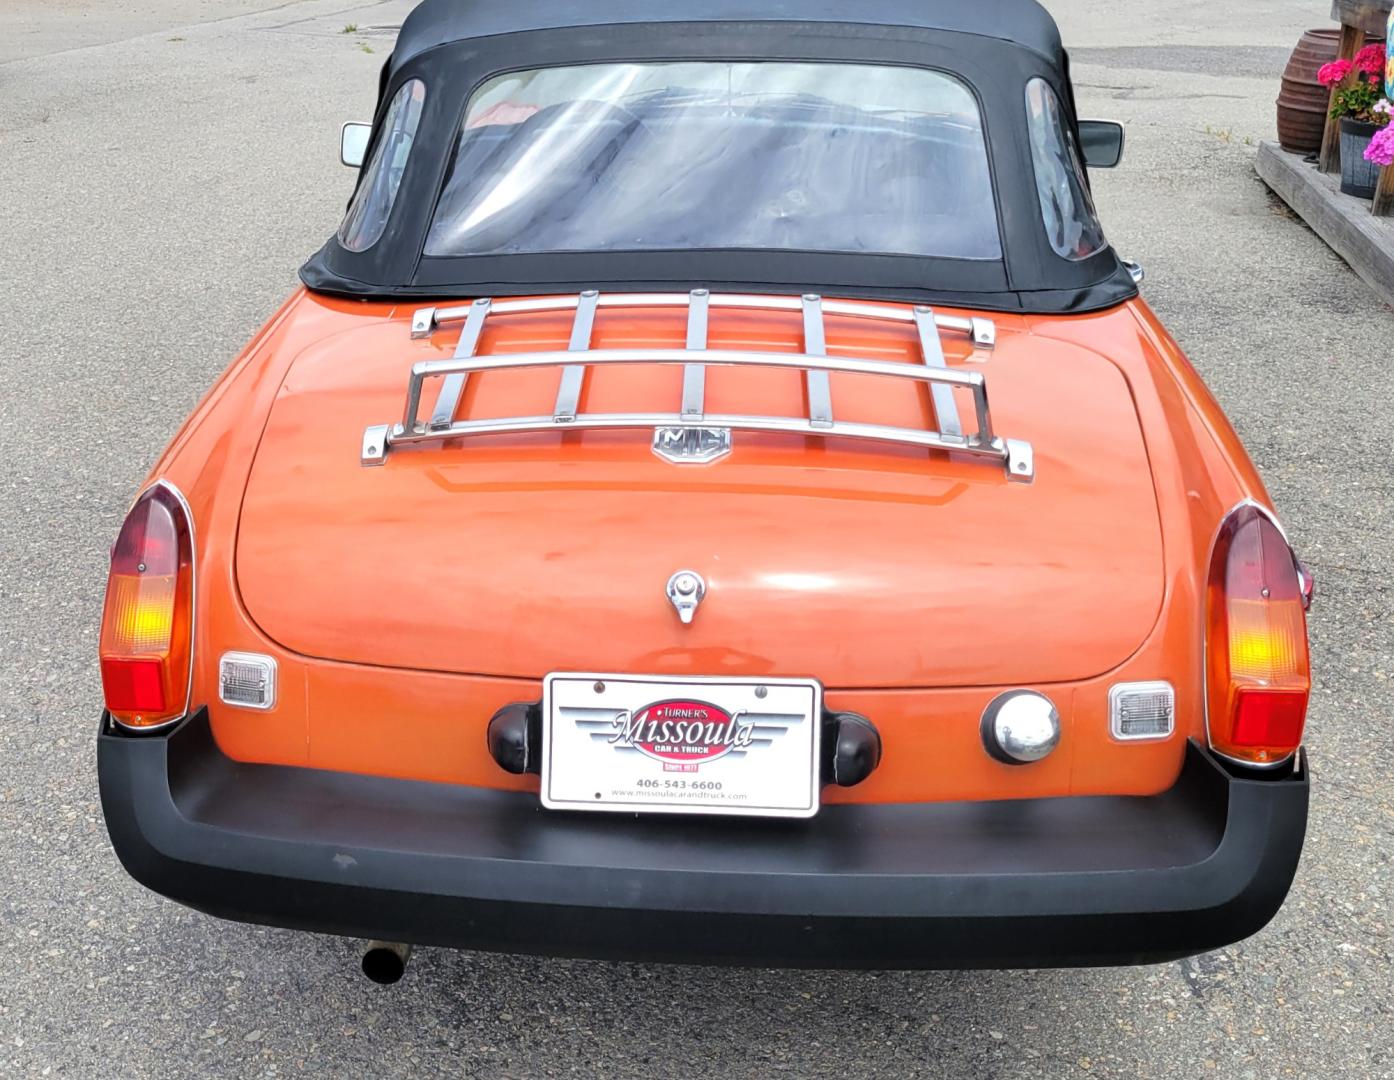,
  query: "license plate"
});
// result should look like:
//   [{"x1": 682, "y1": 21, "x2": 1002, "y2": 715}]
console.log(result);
[{"x1": 541, "y1": 673, "x2": 822, "y2": 818}]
